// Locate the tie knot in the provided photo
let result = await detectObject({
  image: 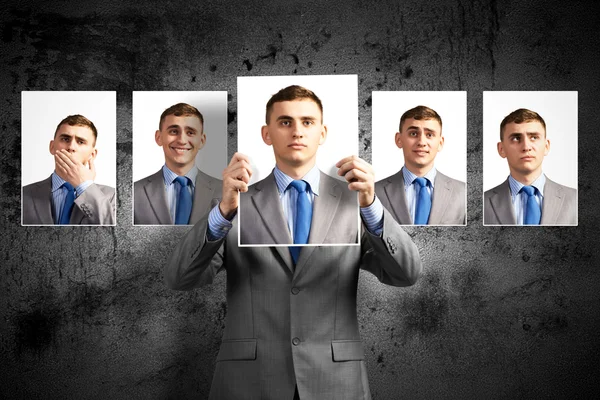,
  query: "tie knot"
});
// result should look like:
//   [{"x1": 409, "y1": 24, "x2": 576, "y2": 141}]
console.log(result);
[
  {"x1": 520, "y1": 185, "x2": 536, "y2": 196},
  {"x1": 414, "y1": 177, "x2": 428, "y2": 188},
  {"x1": 62, "y1": 182, "x2": 74, "y2": 191},
  {"x1": 175, "y1": 176, "x2": 191, "y2": 187},
  {"x1": 289, "y1": 179, "x2": 308, "y2": 193}
]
